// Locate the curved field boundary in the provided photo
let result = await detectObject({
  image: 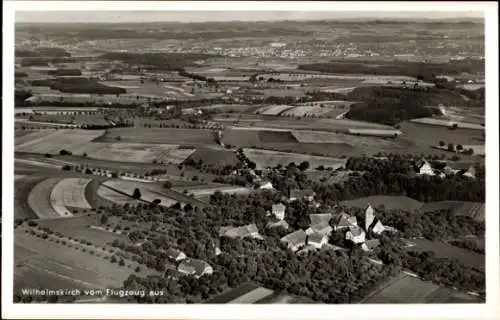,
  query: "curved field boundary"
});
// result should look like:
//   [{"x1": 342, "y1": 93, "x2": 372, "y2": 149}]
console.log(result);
[
  {"x1": 15, "y1": 176, "x2": 47, "y2": 220},
  {"x1": 51, "y1": 178, "x2": 92, "y2": 216},
  {"x1": 102, "y1": 179, "x2": 176, "y2": 207},
  {"x1": 27, "y1": 178, "x2": 62, "y2": 219}
]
